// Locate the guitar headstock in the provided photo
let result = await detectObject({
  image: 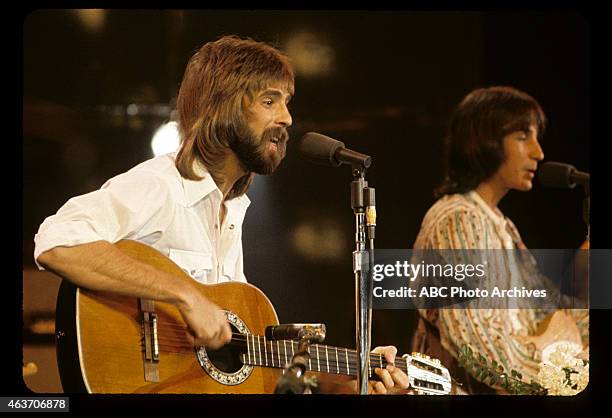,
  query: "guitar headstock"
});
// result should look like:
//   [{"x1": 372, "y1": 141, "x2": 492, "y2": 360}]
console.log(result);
[{"x1": 404, "y1": 352, "x2": 452, "y2": 395}]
